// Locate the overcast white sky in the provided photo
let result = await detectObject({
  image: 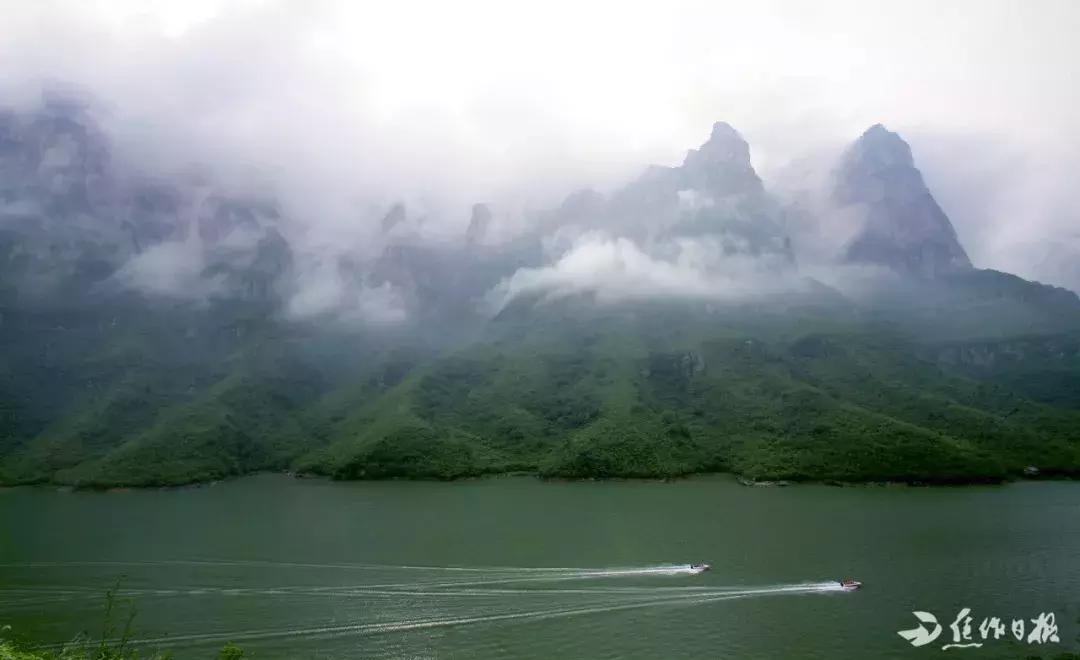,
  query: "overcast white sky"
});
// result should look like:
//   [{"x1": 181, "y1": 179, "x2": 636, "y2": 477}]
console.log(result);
[{"x1": 2, "y1": 0, "x2": 1078, "y2": 287}]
